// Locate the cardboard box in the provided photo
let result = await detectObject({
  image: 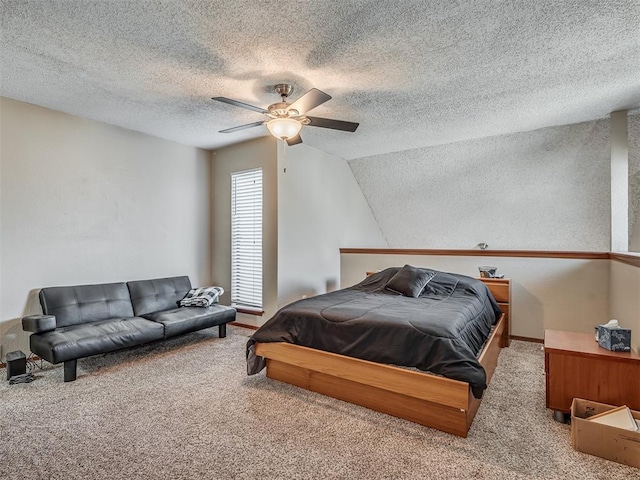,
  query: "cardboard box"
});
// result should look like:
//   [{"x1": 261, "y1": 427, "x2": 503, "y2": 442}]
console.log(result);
[{"x1": 571, "y1": 398, "x2": 640, "y2": 468}]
